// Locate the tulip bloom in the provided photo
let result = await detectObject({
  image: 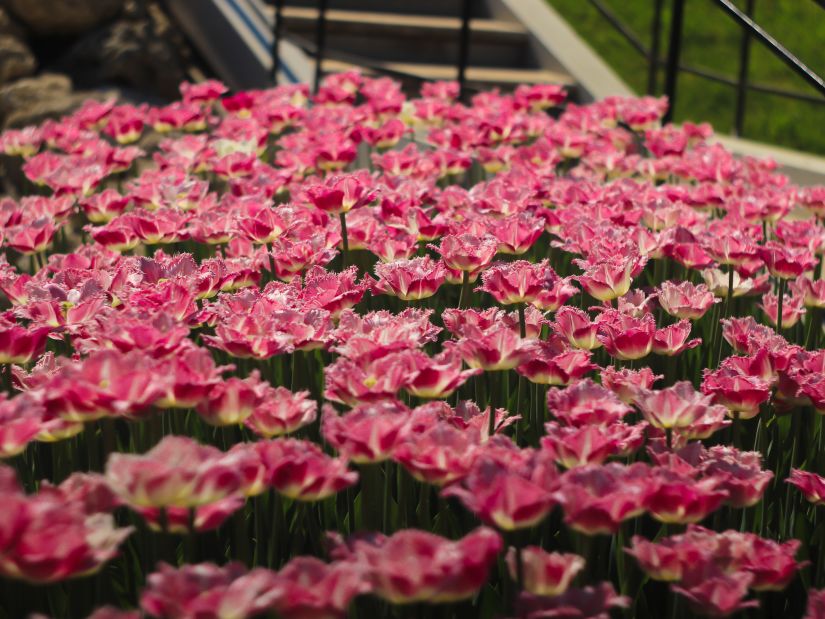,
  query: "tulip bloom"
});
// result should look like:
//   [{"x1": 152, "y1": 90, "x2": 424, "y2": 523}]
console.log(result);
[
  {"x1": 600, "y1": 366, "x2": 662, "y2": 404},
  {"x1": 0, "y1": 468, "x2": 133, "y2": 583},
  {"x1": 321, "y1": 401, "x2": 410, "y2": 463},
  {"x1": 373, "y1": 256, "x2": 446, "y2": 301},
  {"x1": 105, "y1": 436, "x2": 250, "y2": 509},
  {"x1": 635, "y1": 382, "x2": 716, "y2": 431},
  {"x1": 196, "y1": 374, "x2": 263, "y2": 426},
  {"x1": 658, "y1": 280, "x2": 719, "y2": 320},
  {"x1": 305, "y1": 174, "x2": 376, "y2": 215},
  {"x1": 702, "y1": 268, "x2": 757, "y2": 298},
  {"x1": 758, "y1": 241, "x2": 817, "y2": 279},
  {"x1": 244, "y1": 387, "x2": 318, "y2": 438},
  {"x1": 701, "y1": 369, "x2": 772, "y2": 419},
  {"x1": 554, "y1": 463, "x2": 652, "y2": 535},
  {"x1": 0, "y1": 394, "x2": 43, "y2": 458},
  {"x1": 513, "y1": 583, "x2": 629, "y2": 618},
  {"x1": 429, "y1": 233, "x2": 498, "y2": 274},
  {"x1": 516, "y1": 339, "x2": 595, "y2": 386},
  {"x1": 645, "y1": 470, "x2": 728, "y2": 524},
  {"x1": 477, "y1": 260, "x2": 574, "y2": 309},
  {"x1": 542, "y1": 422, "x2": 644, "y2": 468},
  {"x1": 0, "y1": 322, "x2": 50, "y2": 365},
  {"x1": 140, "y1": 562, "x2": 278, "y2": 619},
  {"x1": 547, "y1": 379, "x2": 632, "y2": 427},
  {"x1": 553, "y1": 306, "x2": 602, "y2": 350},
  {"x1": 506, "y1": 547, "x2": 585, "y2": 597},
  {"x1": 577, "y1": 256, "x2": 640, "y2": 302},
  {"x1": 268, "y1": 557, "x2": 372, "y2": 619},
  {"x1": 787, "y1": 469, "x2": 825, "y2": 505},
  {"x1": 760, "y1": 291, "x2": 806, "y2": 329},
  {"x1": 404, "y1": 346, "x2": 482, "y2": 399},
  {"x1": 442, "y1": 450, "x2": 558, "y2": 530},
  {"x1": 597, "y1": 312, "x2": 656, "y2": 361},
  {"x1": 258, "y1": 438, "x2": 358, "y2": 501},
  {"x1": 455, "y1": 325, "x2": 537, "y2": 371},
  {"x1": 653, "y1": 320, "x2": 701, "y2": 356},
  {"x1": 328, "y1": 527, "x2": 502, "y2": 604}
]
